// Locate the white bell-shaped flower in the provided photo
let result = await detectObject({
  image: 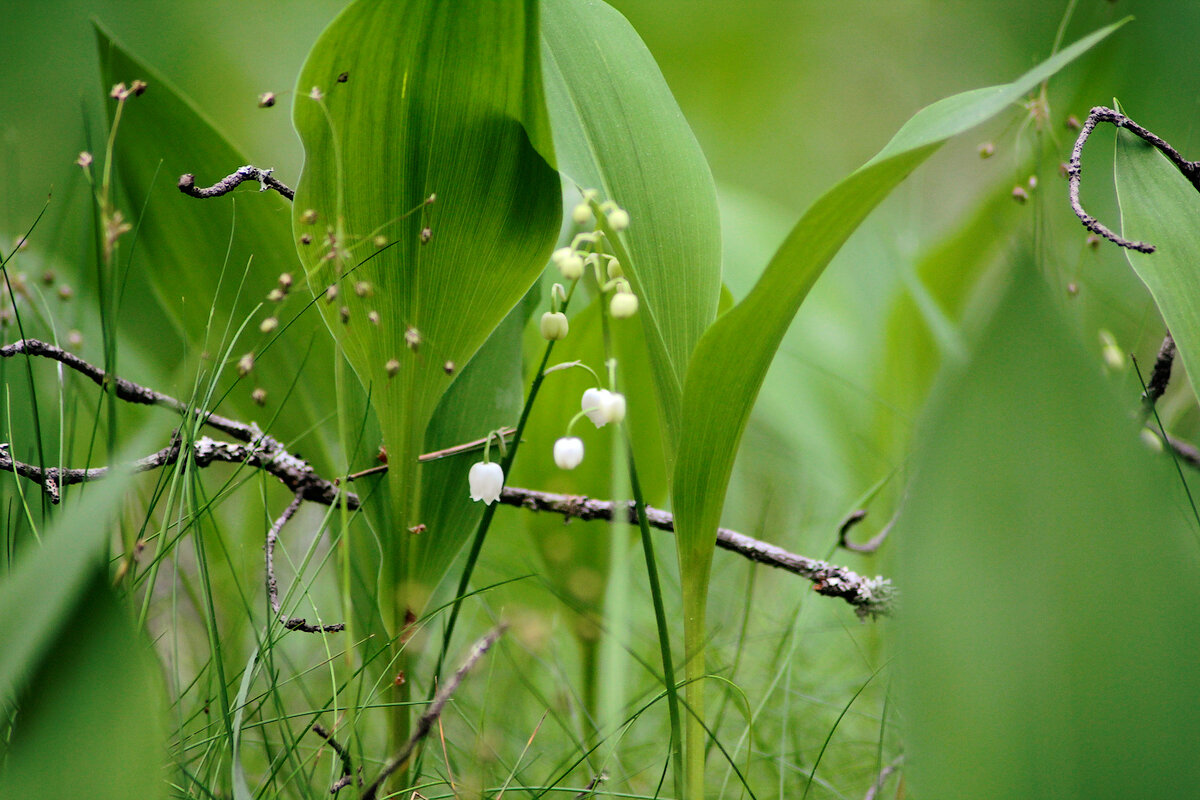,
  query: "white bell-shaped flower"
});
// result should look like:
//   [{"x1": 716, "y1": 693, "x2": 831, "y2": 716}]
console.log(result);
[
  {"x1": 468, "y1": 461, "x2": 504, "y2": 505},
  {"x1": 581, "y1": 388, "x2": 627, "y2": 428},
  {"x1": 553, "y1": 437, "x2": 585, "y2": 470}
]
